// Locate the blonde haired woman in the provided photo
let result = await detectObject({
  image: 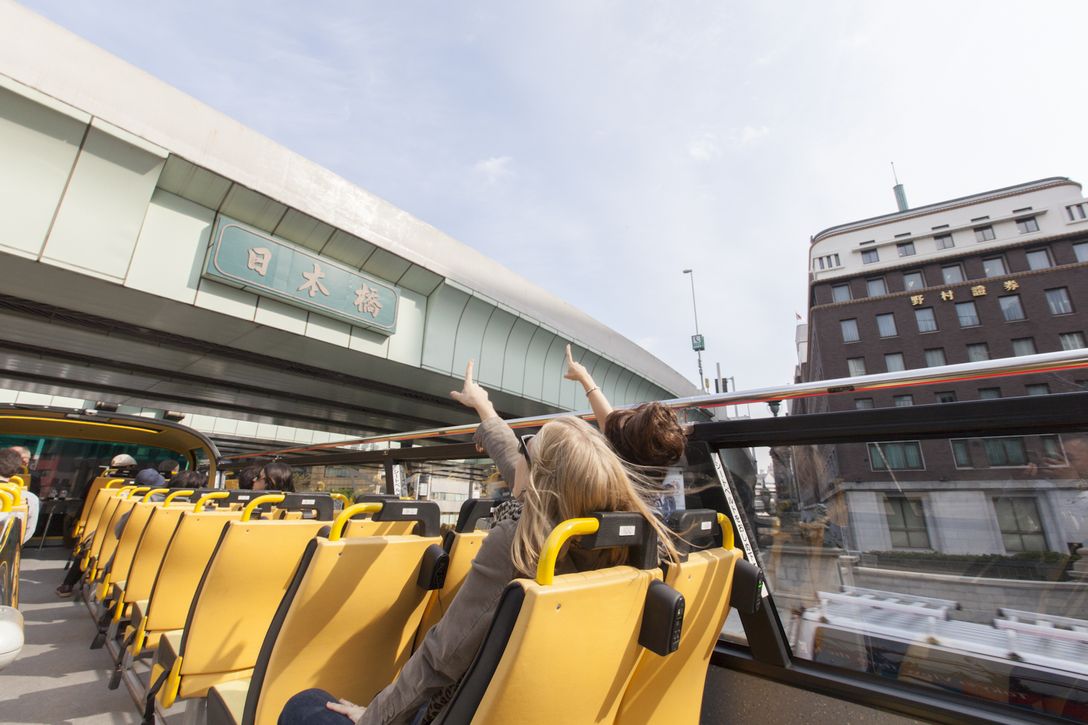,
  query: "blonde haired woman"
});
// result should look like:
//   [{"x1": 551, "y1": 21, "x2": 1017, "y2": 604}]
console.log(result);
[{"x1": 281, "y1": 361, "x2": 676, "y2": 725}]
